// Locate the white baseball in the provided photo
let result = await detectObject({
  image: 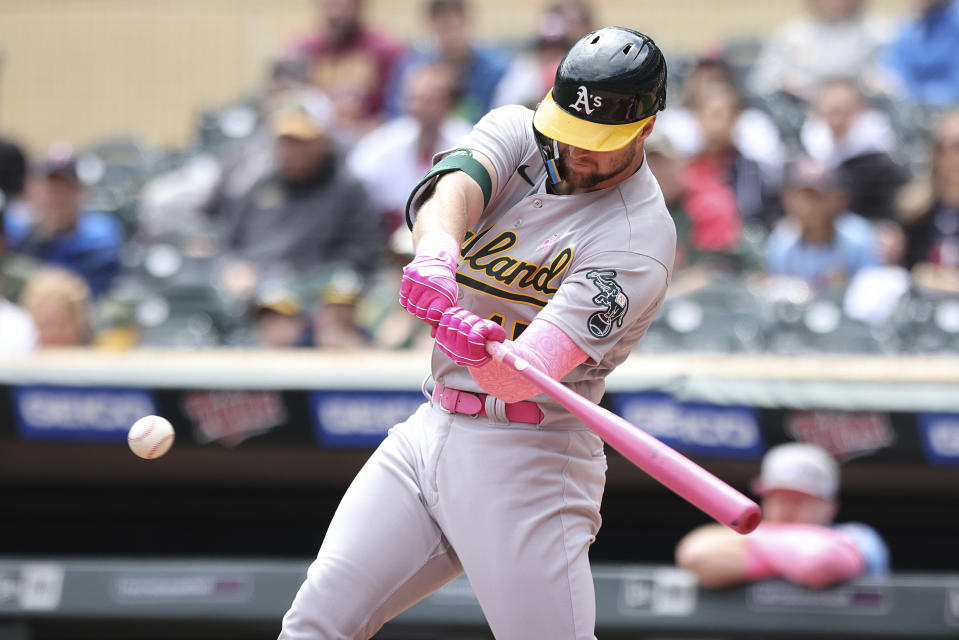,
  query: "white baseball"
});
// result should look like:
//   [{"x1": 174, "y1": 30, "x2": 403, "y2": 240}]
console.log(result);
[{"x1": 128, "y1": 415, "x2": 175, "y2": 459}]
